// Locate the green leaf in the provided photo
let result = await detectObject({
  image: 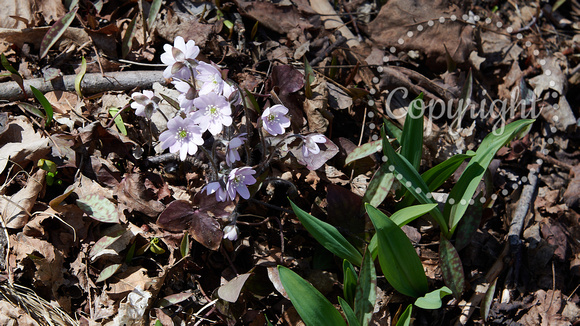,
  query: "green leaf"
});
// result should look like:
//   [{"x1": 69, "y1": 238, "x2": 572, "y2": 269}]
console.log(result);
[
  {"x1": 290, "y1": 200, "x2": 362, "y2": 266},
  {"x1": 180, "y1": 231, "x2": 190, "y2": 258},
  {"x1": 39, "y1": 7, "x2": 78, "y2": 59},
  {"x1": 1, "y1": 53, "x2": 20, "y2": 75},
  {"x1": 553, "y1": 0, "x2": 567, "y2": 12},
  {"x1": 96, "y1": 263, "x2": 122, "y2": 283},
  {"x1": 388, "y1": 204, "x2": 439, "y2": 227},
  {"x1": 76, "y1": 194, "x2": 121, "y2": 223},
  {"x1": 395, "y1": 304, "x2": 412, "y2": 326},
  {"x1": 399, "y1": 152, "x2": 475, "y2": 208},
  {"x1": 122, "y1": 15, "x2": 138, "y2": 59},
  {"x1": 381, "y1": 127, "x2": 447, "y2": 232},
  {"x1": 339, "y1": 297, "x2": 361, "y2": 326},
  {"x1": 366, "y1": 204, "x2": 428, "y2": 298},
  {"x1": 354, "y1": 249, "x2": 376, "y2": 326},
  {"x1": 345, "y1": 139, "x2": 383, "y2": 165},
  {"x1": 450, "y1": 70, "x2": 472, "y2": 132},
  {"x1": 155, "y1": 320, "x2": 162, "y2": 326},
  {"x1": 445, "y1": 119, "x2": 535, "y2": 235},
  {"x1": 250, "y1": 21, "x2": 259, "y2": 41},
  {"x1": 150, "y1": 238, "x2": 165, "y2": 254},
  {"x1": 329, "y1": 55, "x2": 338, "y2": 79},
  {"x1": 414, "y1": 286, "x2": 452, "y2": 309},
  {"x1": 160, "y1": 93, "x2": 180, "y2": 111},
  {"x1": 454, "y1": 194, "x2": 483, "y2": 251},
  {"x1": 482, "y1": 277, "x2": 498, "y2": 322},
  {"x1": 383, "y1": 119, "x2": 402, "y2": 143},
  {"x1": 439, "y1": 237, "x2": 465, "y2": 299},
  {"x1": 244, "y1": 89, "x2": 260, "y2": 114},
  {"x1": 278, "y1": 266, "x2": 347, "y2": 326},
  {"x1": 75, "y1": 56, "x2": 87, "y2": 98},
  {"x1": 30, "y1": 86, "x2": 53, "y2": 127},
  {"x1": 17, "y1": 102, "x2": 45, "y2": 120},
  {"x1": 147, "y1": 0, "x2": 163, "y2": 31},
  {"x1": 343, "y1": 260, "x2": 357, "y2": 306},
  {"x1": 125, "y1": 242, "x2": 136, "y2": 264},
  {"x1": 109, "y1": 107, "x2": 127, "y2": 135},
  {"x1": 362, "y1": 164, "x2": 394, "y2": 208},
  {"x1": 38, "y1": 159, "x2": 57, "y2": 174},
  {"x1": 400, "y1": 93, "x2": 424, "y2": 171}
]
